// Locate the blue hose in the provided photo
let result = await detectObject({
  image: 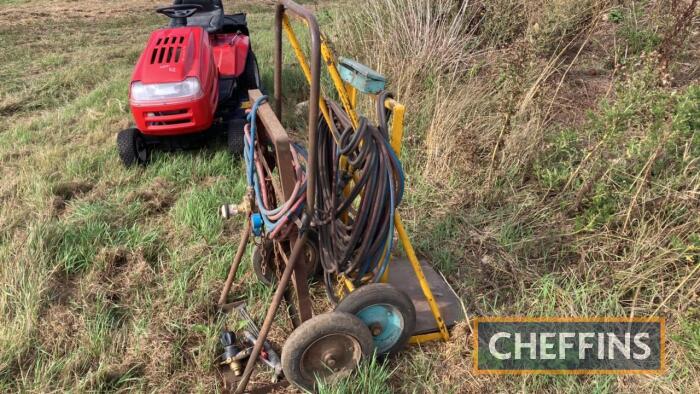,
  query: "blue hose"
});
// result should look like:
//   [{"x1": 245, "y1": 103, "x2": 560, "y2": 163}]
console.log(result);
[
  {"x1": 245, "y1": 95, "x2": 306, "y2": 236},
  {"x1": 246, "y1": 92, "x2": 405, "y2": 286}
]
